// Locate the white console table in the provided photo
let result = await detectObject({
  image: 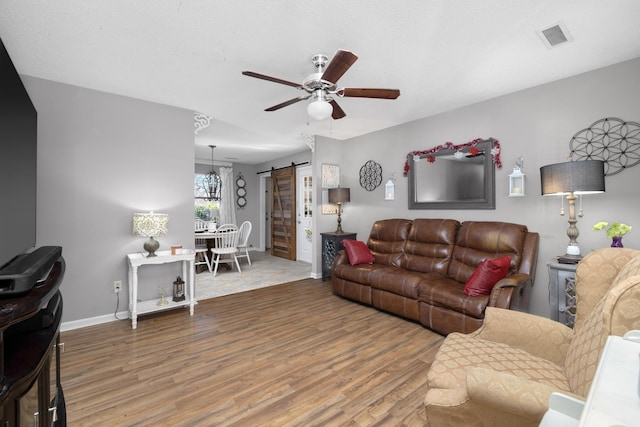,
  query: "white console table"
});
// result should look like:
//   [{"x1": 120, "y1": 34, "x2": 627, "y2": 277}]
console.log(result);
[{"x1": 126, "y1": 249, "x2": 196, "y2": 329}]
